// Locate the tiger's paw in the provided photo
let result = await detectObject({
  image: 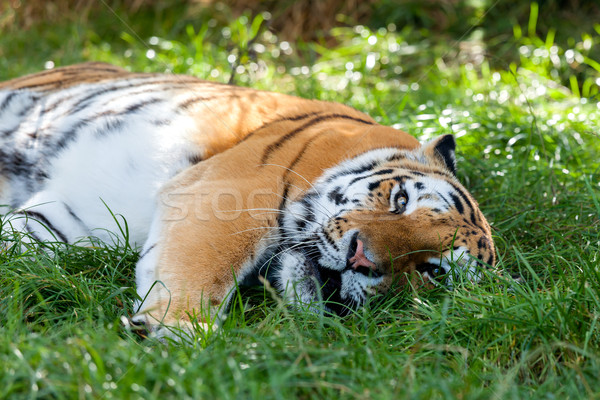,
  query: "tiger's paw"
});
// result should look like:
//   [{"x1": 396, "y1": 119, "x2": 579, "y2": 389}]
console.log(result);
[{"x1": 127, "y1": 313, "x2": 217, "y2": 344}]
